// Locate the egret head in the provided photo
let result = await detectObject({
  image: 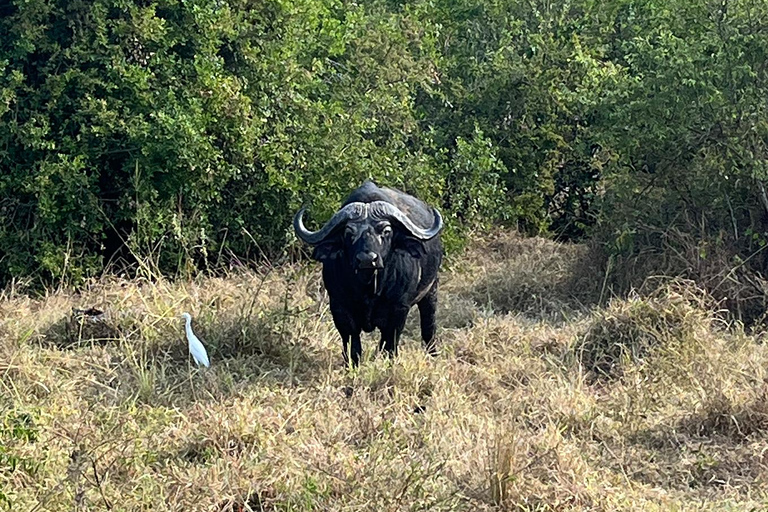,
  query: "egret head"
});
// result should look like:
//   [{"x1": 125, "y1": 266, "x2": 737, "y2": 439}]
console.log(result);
[{"x1": 180, "y1": 312, "x2": 192, "y2": 322}]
